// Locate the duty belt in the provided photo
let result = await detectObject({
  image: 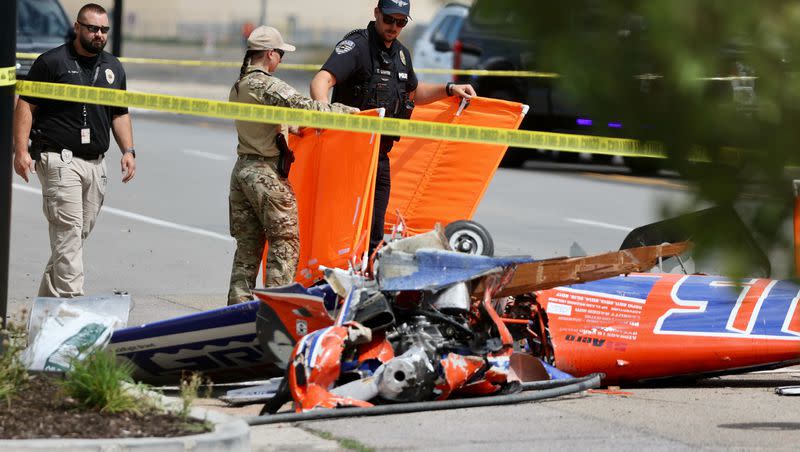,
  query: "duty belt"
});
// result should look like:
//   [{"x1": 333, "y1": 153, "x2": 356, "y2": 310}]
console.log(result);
[
  {"x1": 238, "y1": 153, "x2": 279, "y2": 162},
  {"x1": 31, "y1": 143, "x2": 105, "y2": 160},
  {"x1": 36, "y1": 146, "x2": 103, "y2": 161}
]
